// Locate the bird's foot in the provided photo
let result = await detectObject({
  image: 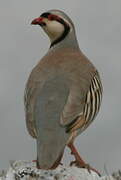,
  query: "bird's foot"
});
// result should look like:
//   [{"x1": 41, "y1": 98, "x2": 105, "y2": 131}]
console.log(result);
[
  {"x1": 70, "y1": 160, "x2": 101, "y2": 177},
  {"x1": 68, "y1": 143, "x2": 101, "y2": 176},
  {"x1": 70, "y1": 160, "x2": 90, "y2": 172},
  {"x1": 59, "y1": 162, "x2": 63, "y2": 165}
]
